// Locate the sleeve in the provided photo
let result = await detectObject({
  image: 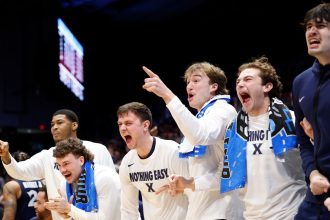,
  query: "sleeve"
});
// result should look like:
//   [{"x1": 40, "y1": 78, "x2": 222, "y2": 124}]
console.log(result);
[
  {"x1": 166, "y1": 96, "x2": 237, "y2": 146},
  {"x1": 2, "y1": 151, "x2": 46, "y2": 181},
  {"x1": 68, "y1": 168, "x2": 121, "y2": 220},
  {"x1": 167, "y1": 138, "x2": 220, "y2": 191},
  {"x1": 119, "y1": 159, "x2": 141, "y2": 220},
  {"x1": 168, "y1": 142, "x2": 189, "y2": 177},
  {"x1": 194, "y1": 117, "x2": 235, "y2": 191},
  {"x1": 292, "y1": 78, "x2": 316, "y2": 180},
  {"x1": 194, "y1": 172, "x2": 220, "y2": 191},
  {"x1": 88, "y1": 142, "x2": 116, "y2": 171}
]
